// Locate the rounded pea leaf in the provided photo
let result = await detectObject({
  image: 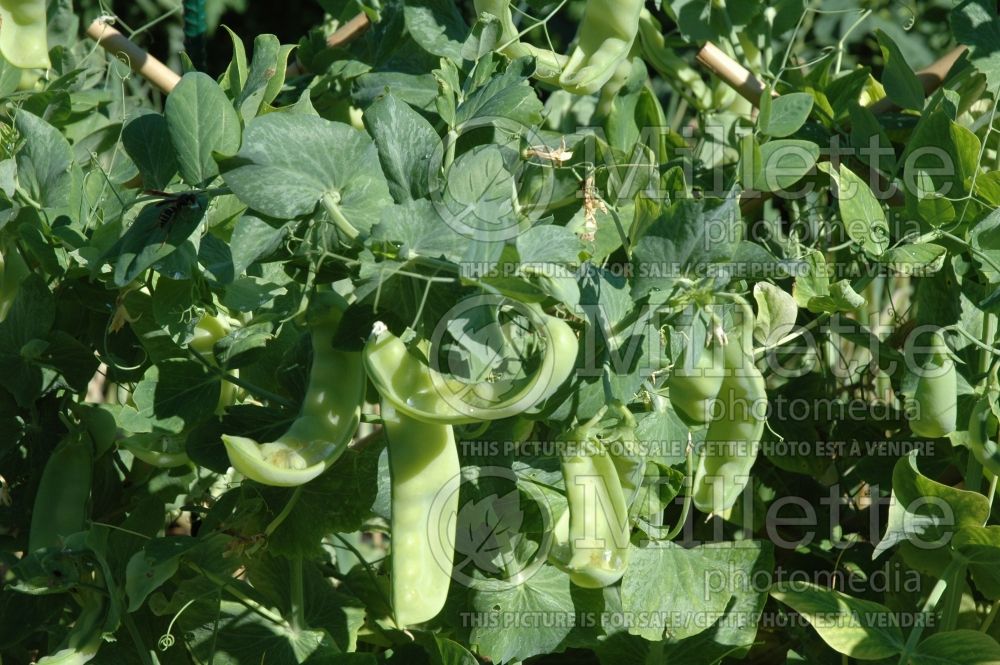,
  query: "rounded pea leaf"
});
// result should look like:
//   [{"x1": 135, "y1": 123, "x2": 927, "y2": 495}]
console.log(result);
[
  {"x1": 165, "y1": 72, "x2": 242, "y2": 186},
  {"x1": 221, "y1": 113, "x2": 392, "y2": 235}
]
